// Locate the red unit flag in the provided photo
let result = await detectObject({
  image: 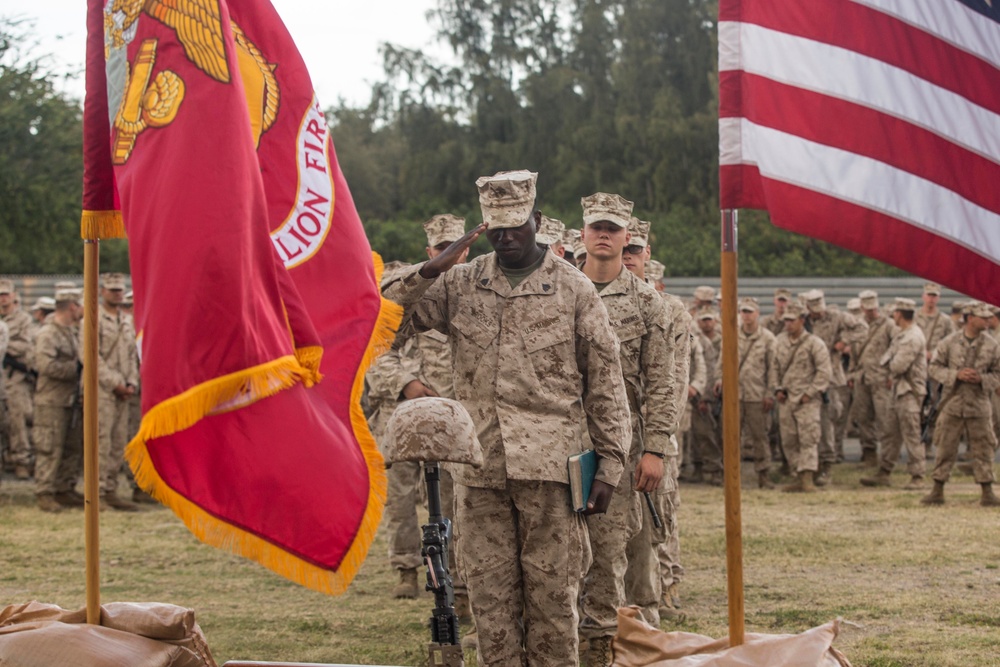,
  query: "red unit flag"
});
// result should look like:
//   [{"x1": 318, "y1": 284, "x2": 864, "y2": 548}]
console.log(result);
[
  {"x1": 85, "y1": 0, "x2": 399, "y2": 594},
  {"x1": 719, "y1": 0, "x2": 1000, "y2": 304}
]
